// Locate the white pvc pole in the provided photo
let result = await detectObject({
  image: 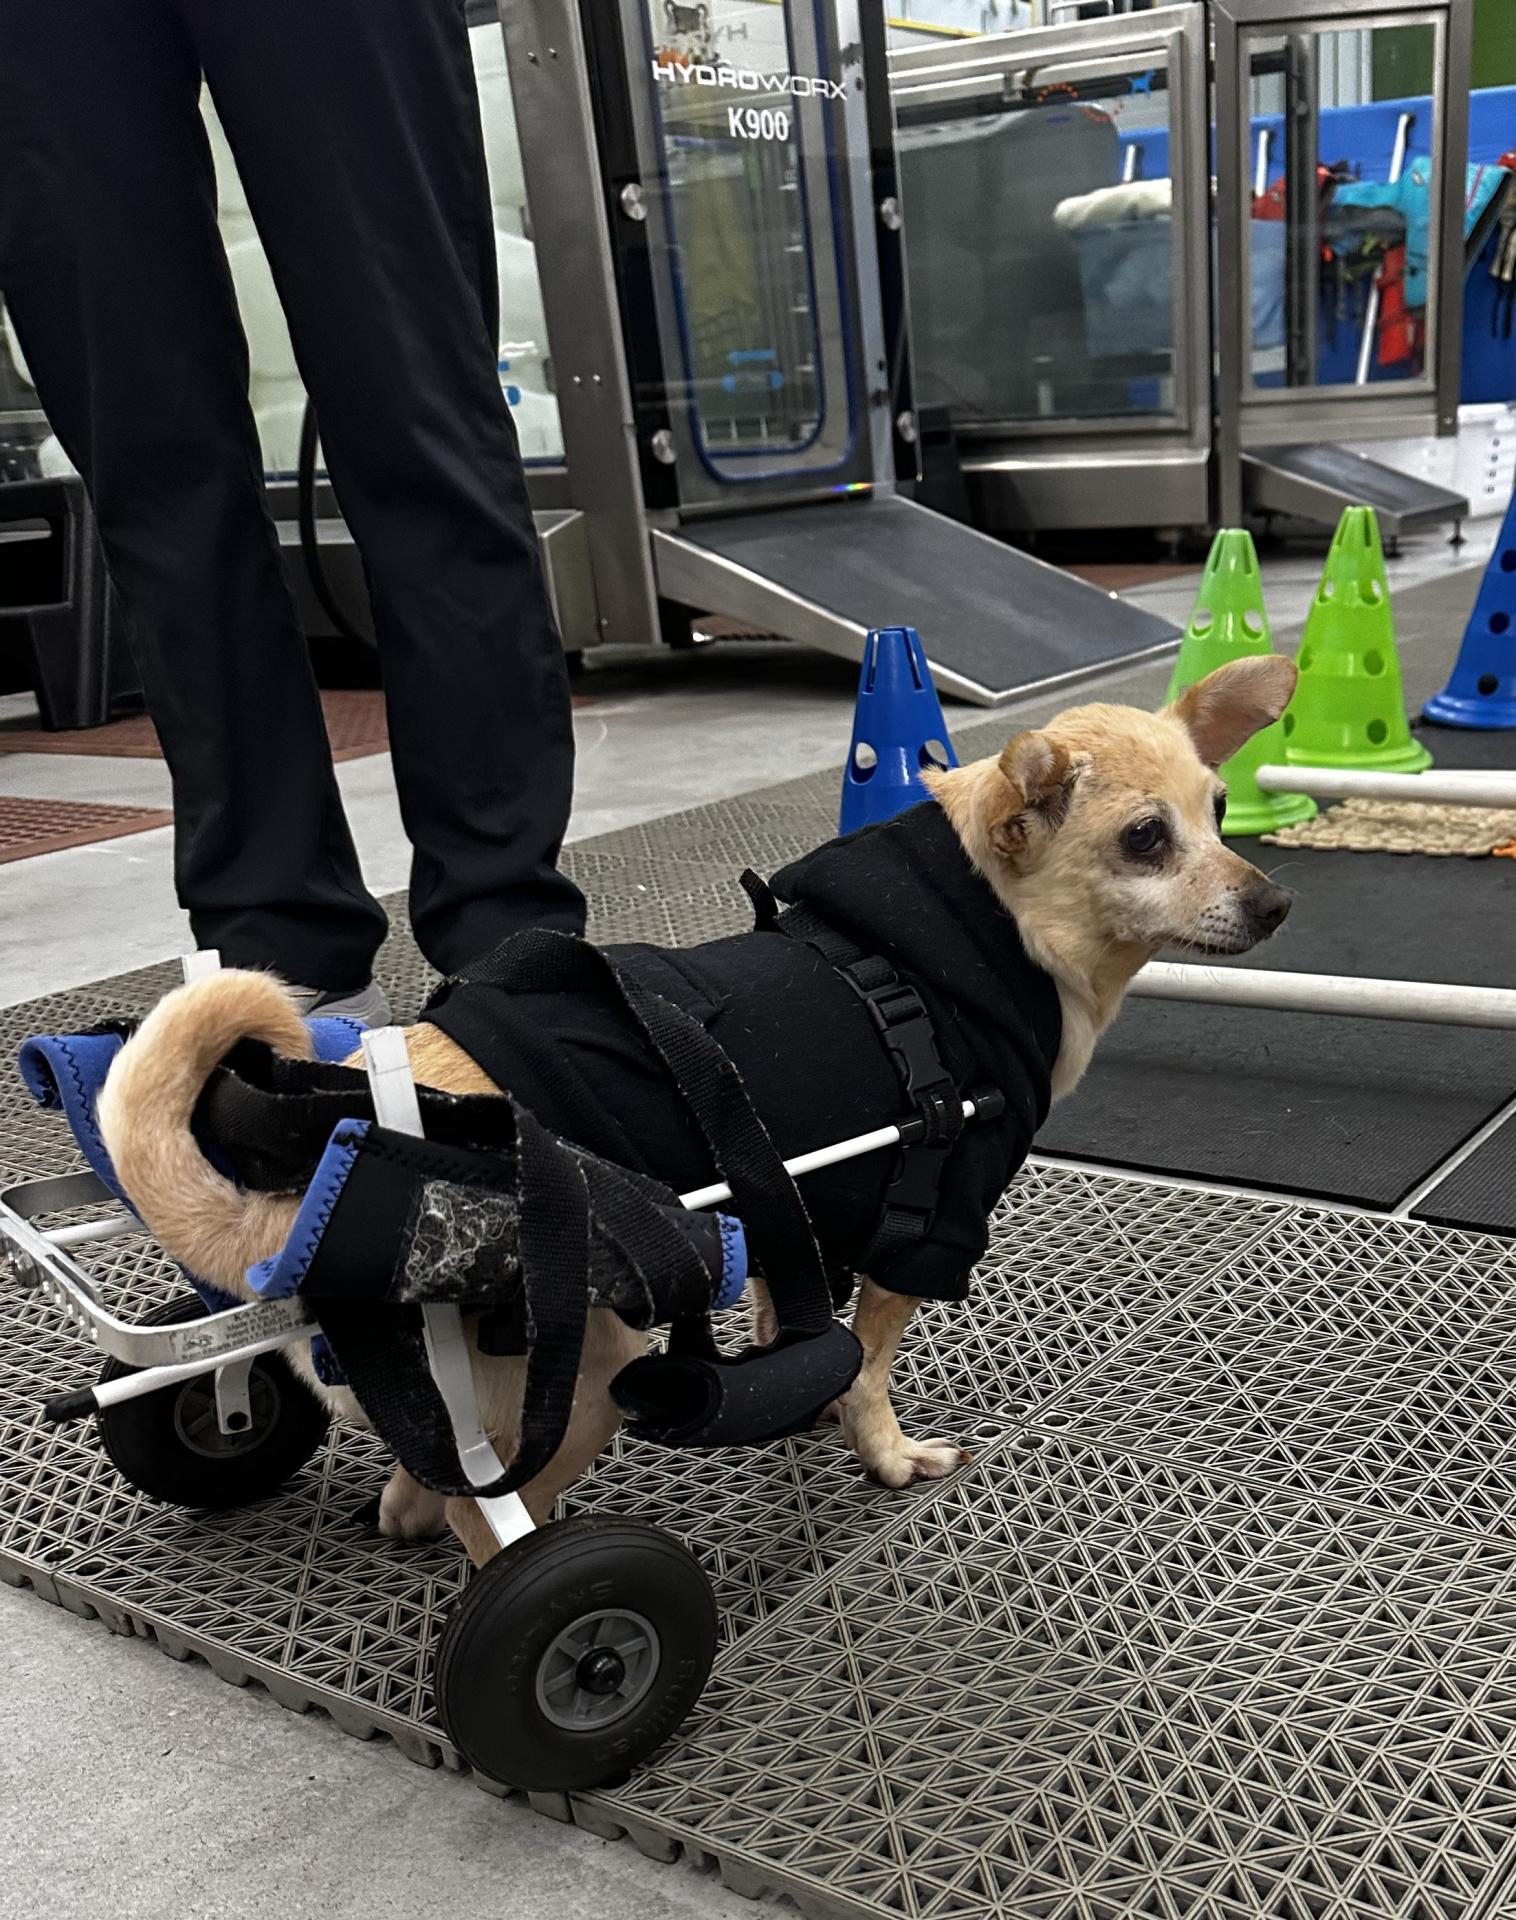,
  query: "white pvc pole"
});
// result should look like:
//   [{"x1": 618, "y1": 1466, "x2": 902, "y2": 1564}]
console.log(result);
[
  {"x1": 1356, "y1": 110, "x2": 1414, "y2": 386},
  {"x1": 1132, "y1": 961, "x2": 1516, "y2": 1029},
  {"x1": 1255, "y1": 763, "x2": 1516, "y2": 808},
  {"x1": 678, "y1": 1098, "x2": 980, "y2": 1211}
]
